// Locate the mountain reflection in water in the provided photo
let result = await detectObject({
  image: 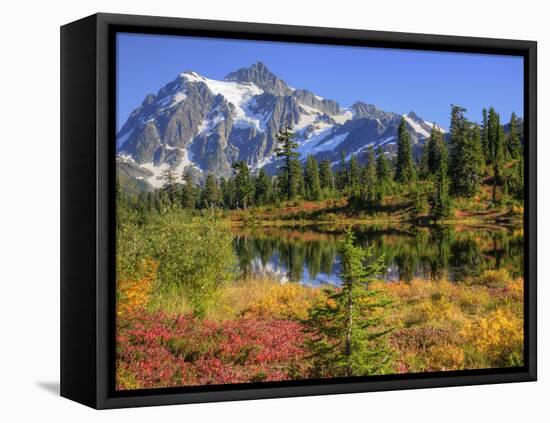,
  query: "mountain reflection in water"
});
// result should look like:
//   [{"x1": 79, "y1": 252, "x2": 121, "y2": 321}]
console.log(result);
[{"x1": 232, "y1": 225, "x2": 524, "y2": 286}]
